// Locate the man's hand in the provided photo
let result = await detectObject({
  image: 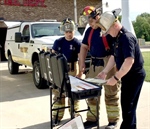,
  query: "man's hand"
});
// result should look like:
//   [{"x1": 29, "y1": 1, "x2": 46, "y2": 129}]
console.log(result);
[
  {"x1": 97, "y1": 71, "x2": 107, "y2": 80},
  {"x1": 76, "y1": 72, "x2": 86, "y2": 79},
  {"x1": 106, "y1": 76, "x2": 118, "y2": 86},
  {"x1": 76, "y1": 74, "x2": 85, "y2": 79}
]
